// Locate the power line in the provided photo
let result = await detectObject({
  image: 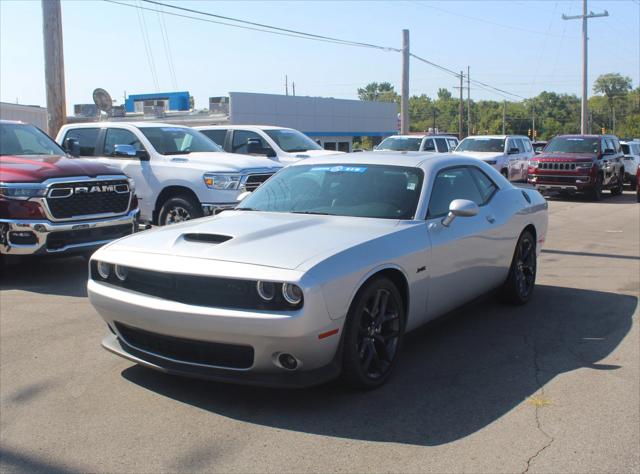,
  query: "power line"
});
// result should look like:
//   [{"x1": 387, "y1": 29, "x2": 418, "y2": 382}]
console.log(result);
[
  {"x1": 154, "y1": 3, "x2": 178, "y2": 89},
  {"x1": 134, "y1": 0, "x2": 159, "y2": 90}
]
